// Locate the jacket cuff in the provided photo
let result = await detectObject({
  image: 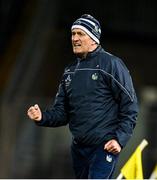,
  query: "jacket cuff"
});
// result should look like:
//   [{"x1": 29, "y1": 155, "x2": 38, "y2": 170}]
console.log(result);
[{"x1": 35, "y1": 113, "x2": 46, "y2": 126}]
